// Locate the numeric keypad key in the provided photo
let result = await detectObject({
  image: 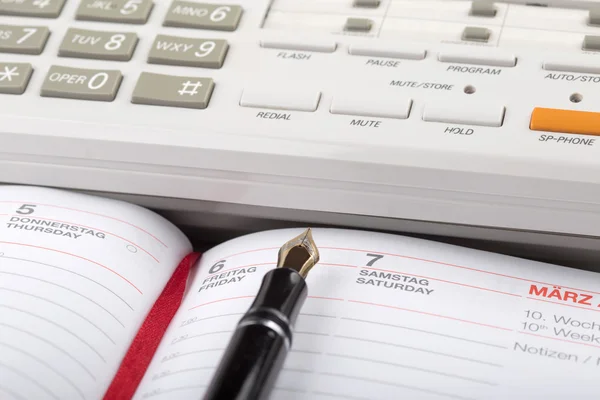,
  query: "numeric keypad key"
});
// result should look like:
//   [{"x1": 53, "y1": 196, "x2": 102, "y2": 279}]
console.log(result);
[
  {"x1": 76, "y1": 0, "x2": 154, "y2": 24},
  {"x1": 0, "y1": 25, "x2": 50, "y2": 55},
  {"x1": 164, "y1": 1, "x2": 242, "y2": 31},
  {"x1": 148, "y1": 35, "x2": 228, "y2": 68},
  {"x1": 0, "y1": 63, "x2": 33, "y2": 95},
  {"x1": 59, "y1": 28, "x2": 138, "y2": 61},
  {"x1": 41, "y1": 65, "x2": 123, "y2": 102},
  {"x1": 0, "y1": 0, "x2": 66, "y2": 18},
  {"x1": 132, "y1": 72, "x2": 214, "y2": 109}
]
